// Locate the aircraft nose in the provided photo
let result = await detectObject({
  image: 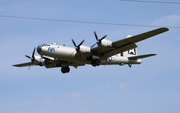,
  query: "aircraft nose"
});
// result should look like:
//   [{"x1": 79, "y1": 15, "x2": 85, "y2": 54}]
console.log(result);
[{"x1": 37, "y1": 45, "x2": 42, "y2": 53}]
